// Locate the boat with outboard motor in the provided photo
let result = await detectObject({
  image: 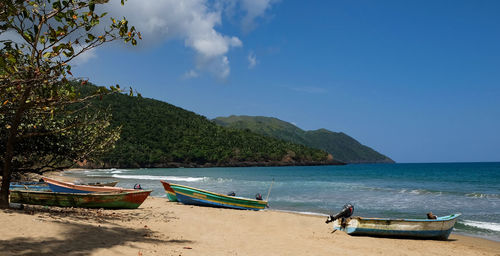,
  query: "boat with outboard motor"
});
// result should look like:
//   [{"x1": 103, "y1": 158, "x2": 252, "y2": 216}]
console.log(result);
[
  {"x1": 332, "y1": 214, "x2": 460, "y2": 240},
  {"x1": 326, "y1": 204, "x2": 460, "y2": 240}
]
